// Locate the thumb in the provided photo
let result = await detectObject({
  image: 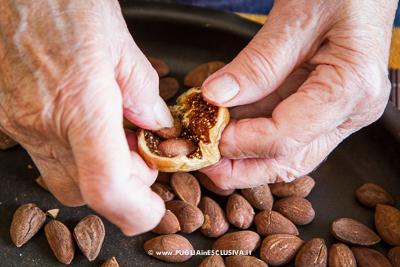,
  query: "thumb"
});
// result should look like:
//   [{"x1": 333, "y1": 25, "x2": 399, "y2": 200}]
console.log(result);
[
  {"x1": 69, "y1": 74, "x2": 164, "y2": 235},
  {"x1": 202, "y1": 1, "x2": 327, "y2": 107}
]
